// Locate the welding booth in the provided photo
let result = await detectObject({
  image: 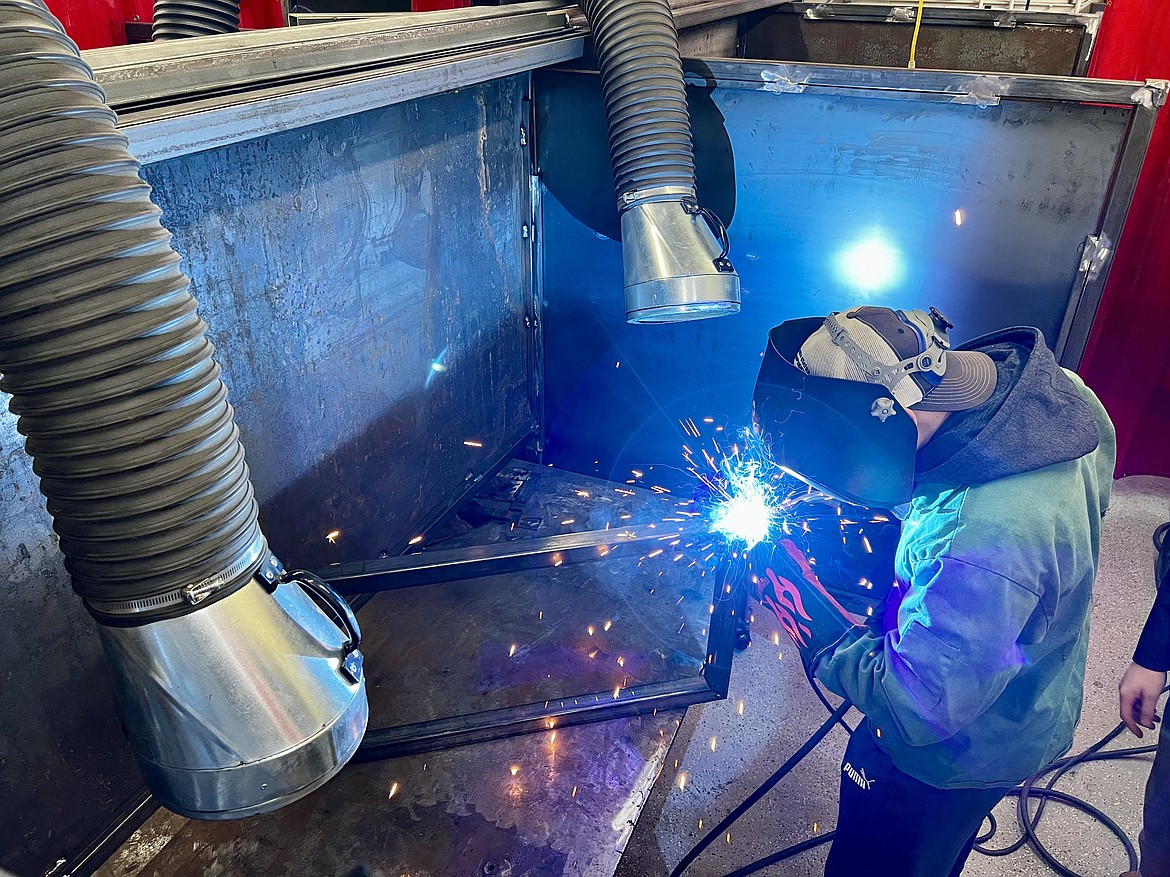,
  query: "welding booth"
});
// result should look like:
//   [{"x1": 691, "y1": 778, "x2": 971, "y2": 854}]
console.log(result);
[{"x1": 0, "y1": 1, "x2": 1164, "y2": 875}]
